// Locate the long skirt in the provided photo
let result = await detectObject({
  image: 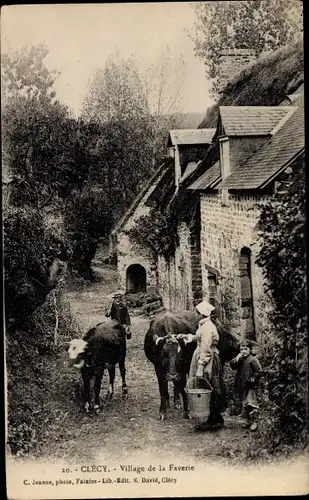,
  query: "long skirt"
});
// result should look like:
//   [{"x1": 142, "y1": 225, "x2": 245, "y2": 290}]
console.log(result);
[{"x1": 189, "y1": 347, "x2": 227, "y2": 424}]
